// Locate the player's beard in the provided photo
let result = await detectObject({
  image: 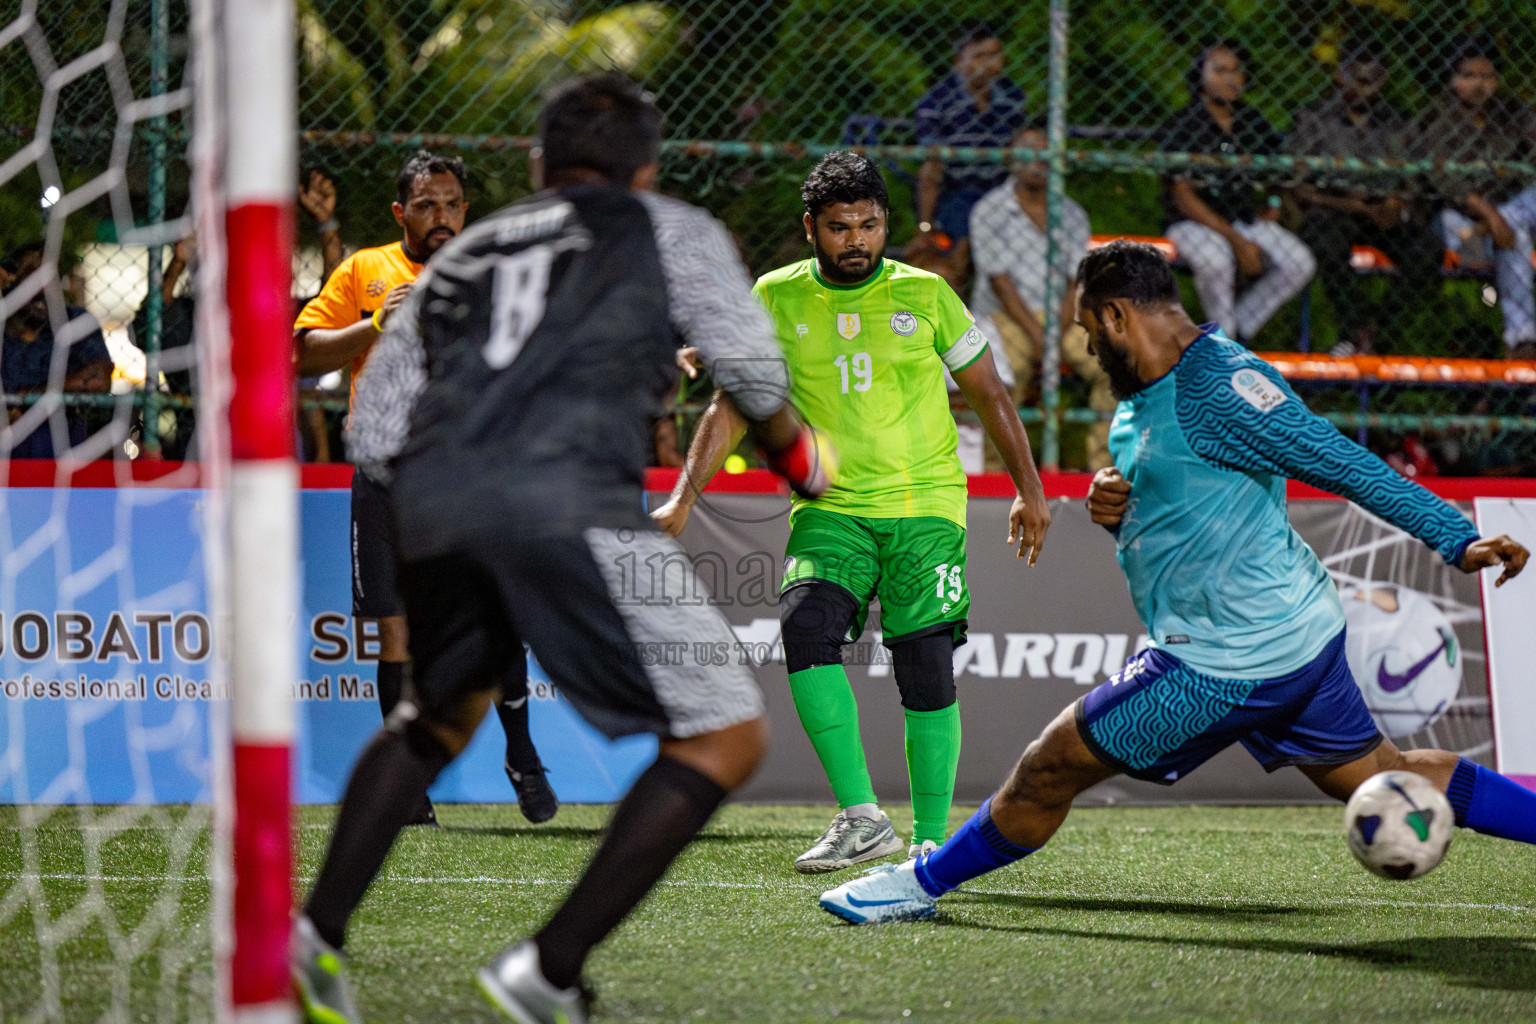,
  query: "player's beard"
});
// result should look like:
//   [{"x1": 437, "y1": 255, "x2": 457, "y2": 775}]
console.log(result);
[
  {"x1": 420, "y1": 227, "x2": 456, "y2": 258},
  {"x1": 813, "y1": 237, "x2": 882, "y2": 285},
  {"x1": 1092, "y1": 333, "x2": 1146, "y2": 401}
]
